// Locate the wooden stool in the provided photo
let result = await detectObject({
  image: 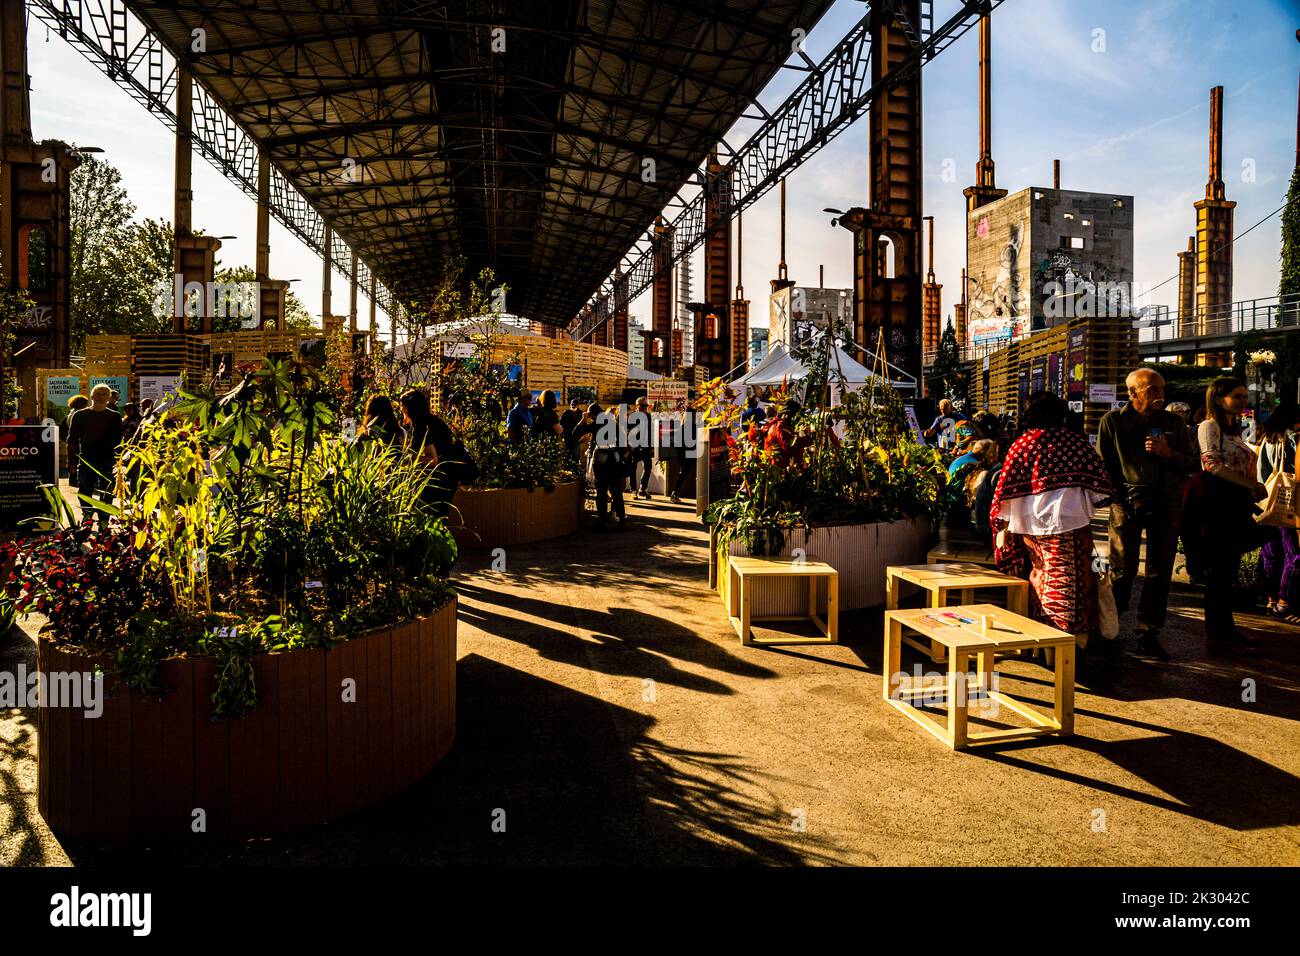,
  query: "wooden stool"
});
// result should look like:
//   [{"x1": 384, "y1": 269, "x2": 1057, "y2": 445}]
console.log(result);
[
  {"x1": 882, "y1": 604, "x2": 1075, "y2": 750},
  {"x1": 726, "y1": 556, "x2": 839, "y2": 647},
  {"x1": 886, "y1": 563, "x2": 1030, "y2": 662}
]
